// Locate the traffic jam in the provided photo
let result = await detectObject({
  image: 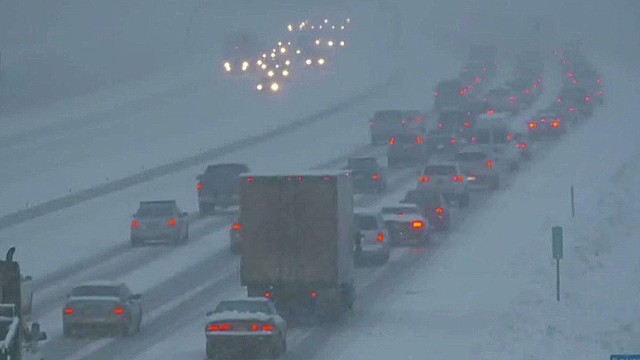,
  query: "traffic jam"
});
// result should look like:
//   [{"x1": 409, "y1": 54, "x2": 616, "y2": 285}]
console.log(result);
[{"x1": 11, "y1": 7, "x2": 606, "y2": 357}]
